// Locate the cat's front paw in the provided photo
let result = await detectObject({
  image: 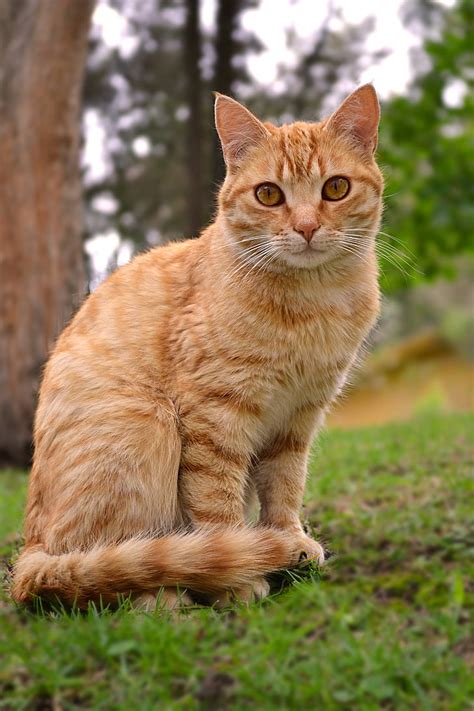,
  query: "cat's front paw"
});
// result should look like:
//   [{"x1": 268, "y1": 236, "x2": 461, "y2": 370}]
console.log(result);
[
  {"x1": 290, "y1": 533, "x2": 325, "y2": 567},
  {"x1": 209, "y1": 576, "x2": 271, "y2": 608}
]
